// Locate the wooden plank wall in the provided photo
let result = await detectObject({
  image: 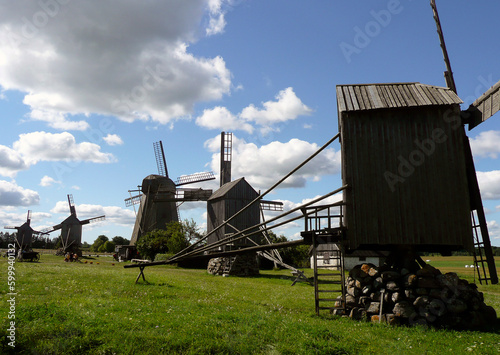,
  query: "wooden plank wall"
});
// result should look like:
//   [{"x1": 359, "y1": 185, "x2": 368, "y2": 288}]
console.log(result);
[{"x1": 340, "y1": 105, "x2": 472, "y2": 252}]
